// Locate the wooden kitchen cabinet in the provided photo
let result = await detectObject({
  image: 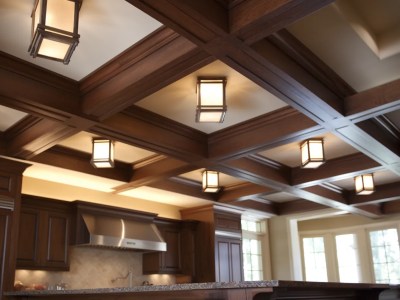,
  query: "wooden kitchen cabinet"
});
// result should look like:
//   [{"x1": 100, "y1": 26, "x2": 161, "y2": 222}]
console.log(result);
[
  {"x1": 181, "y1": 205, "x2": 244, "y2": 283},
  {"x1": 143, "y1": 219, "x2": 197, "y2": 275},
  {"x1": 16, "y1": 195, "x2": 71, "y2": 271},
  {"x1": 215, "y1": 236, "x2": 243, "y2": 282}
]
